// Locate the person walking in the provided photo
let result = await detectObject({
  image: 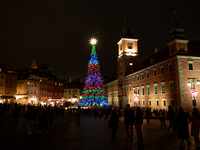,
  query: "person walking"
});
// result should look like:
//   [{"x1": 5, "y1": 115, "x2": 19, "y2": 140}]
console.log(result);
[
  {"x1": 175, "y1": 107, "x2": 191, "y2": 150},
  {"x1": 167, "y1": 105, "x2": 174, "y2": 133},
  {"x1": 37, "y1": 108, "x2": 49, "y2": 133},
  {"x1": 25, "y1": 106, "x2": 33, "y2": 134},
  {"x1": 135, "y1": 107, "x2": 143, "y2": 144},
  {"x1": 108, "y1": 109, "x2": 119, "y2": 142},
  {"x1": 124, "y1": 104, "x2": 135, "y2": 140},
  {"x1": 145, "y1": 108, "x2": 150, "y2": 123},
  {"x1": 191, "y1": 108, "x2": 200, "y2": 147},
  {"x1": 159, "y1": 109, "x2": 166, "y2": 127},
  {"x1": 12, "y1": 104, "x2": 20, "y2": 126}
]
